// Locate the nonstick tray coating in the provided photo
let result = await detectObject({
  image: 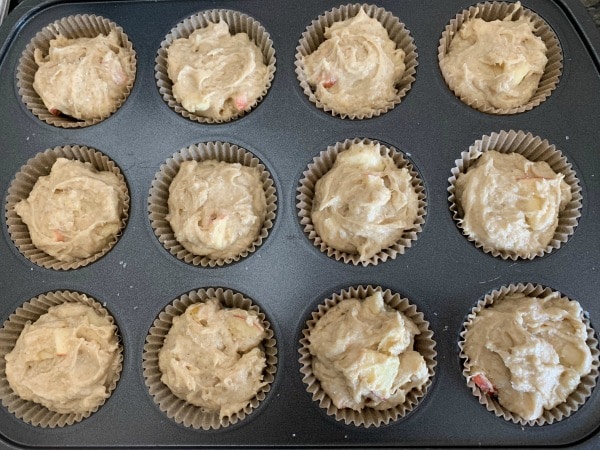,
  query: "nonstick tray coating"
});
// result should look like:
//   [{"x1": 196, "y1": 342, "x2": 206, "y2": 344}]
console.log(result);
[{"x1": 0, "y1": 0, "x2": 599, "y2": 447}]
